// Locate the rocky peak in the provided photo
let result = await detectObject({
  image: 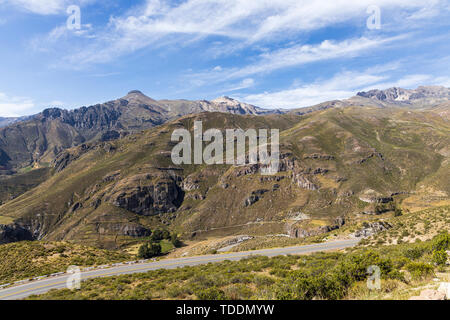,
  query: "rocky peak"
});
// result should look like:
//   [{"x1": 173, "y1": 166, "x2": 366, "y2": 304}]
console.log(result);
[
  {"x1": 123, "y1": 90, "x2": 158, "y2": 105},
  {"x1": 357, "y1": 86, "x2": 450, "y2": 102}
]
